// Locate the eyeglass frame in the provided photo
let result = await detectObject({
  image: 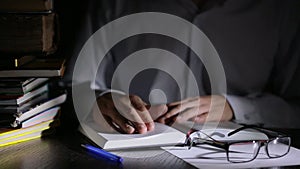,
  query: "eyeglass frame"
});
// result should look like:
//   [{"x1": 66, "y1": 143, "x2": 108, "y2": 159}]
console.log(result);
[{"x1": 185, "y1": 125, "x2": 291, "y2": 163}]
